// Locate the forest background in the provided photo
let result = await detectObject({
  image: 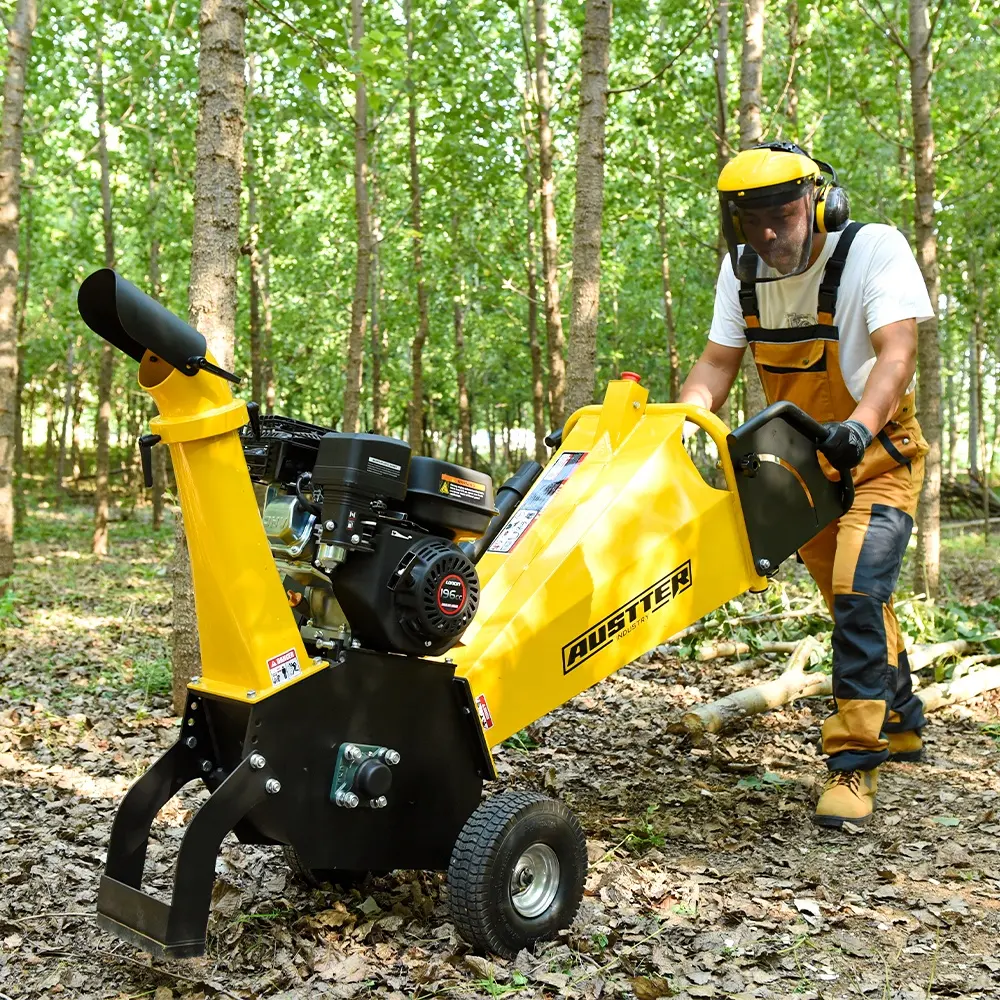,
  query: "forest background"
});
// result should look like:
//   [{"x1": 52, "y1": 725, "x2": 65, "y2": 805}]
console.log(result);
[{"x1": 0, "y1": 0, "x2": 999, "y2": 615}]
